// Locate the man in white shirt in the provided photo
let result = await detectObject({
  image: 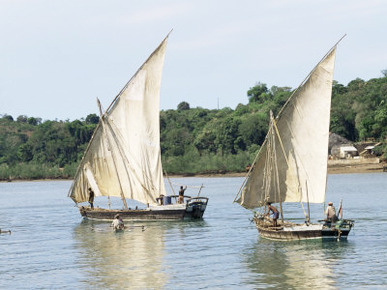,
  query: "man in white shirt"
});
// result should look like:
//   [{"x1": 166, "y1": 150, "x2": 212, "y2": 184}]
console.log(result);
[
  {"x1": 112, "y1": 214, "x2": 125, "y2": 231},
  {"x1": 326, "y1": 202, "x2": 338, "y2": 222}
]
